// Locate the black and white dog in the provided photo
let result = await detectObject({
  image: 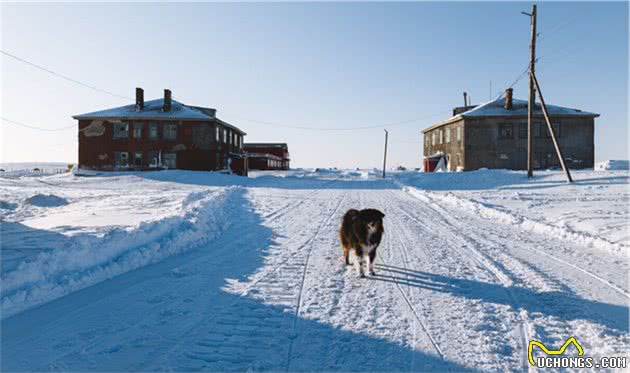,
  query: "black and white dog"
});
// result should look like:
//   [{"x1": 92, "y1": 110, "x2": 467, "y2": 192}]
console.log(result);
[{"x1": 339, "y1": 208, "x2": 385, "y2": 277}]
